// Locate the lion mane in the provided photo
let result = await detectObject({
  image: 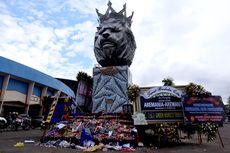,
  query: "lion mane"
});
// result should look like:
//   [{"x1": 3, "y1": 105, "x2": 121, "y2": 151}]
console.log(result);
[{"x1": 94, "y1": 22, "x2": 136, "y2": 67}]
